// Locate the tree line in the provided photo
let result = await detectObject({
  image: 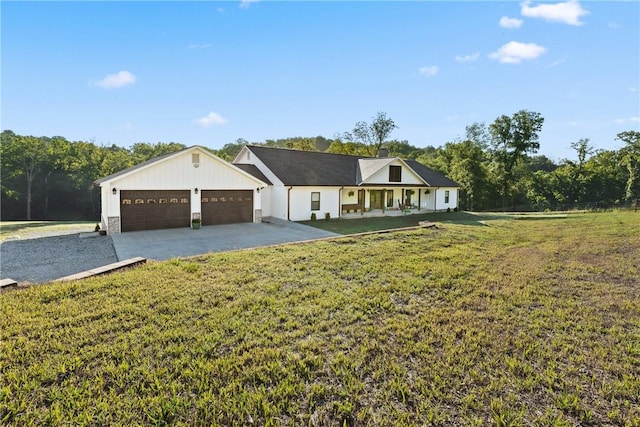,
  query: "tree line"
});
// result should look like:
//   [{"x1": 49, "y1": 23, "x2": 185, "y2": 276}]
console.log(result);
[{"x1": 1, "y1": 111, "x2": 638, "y2": 220}]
